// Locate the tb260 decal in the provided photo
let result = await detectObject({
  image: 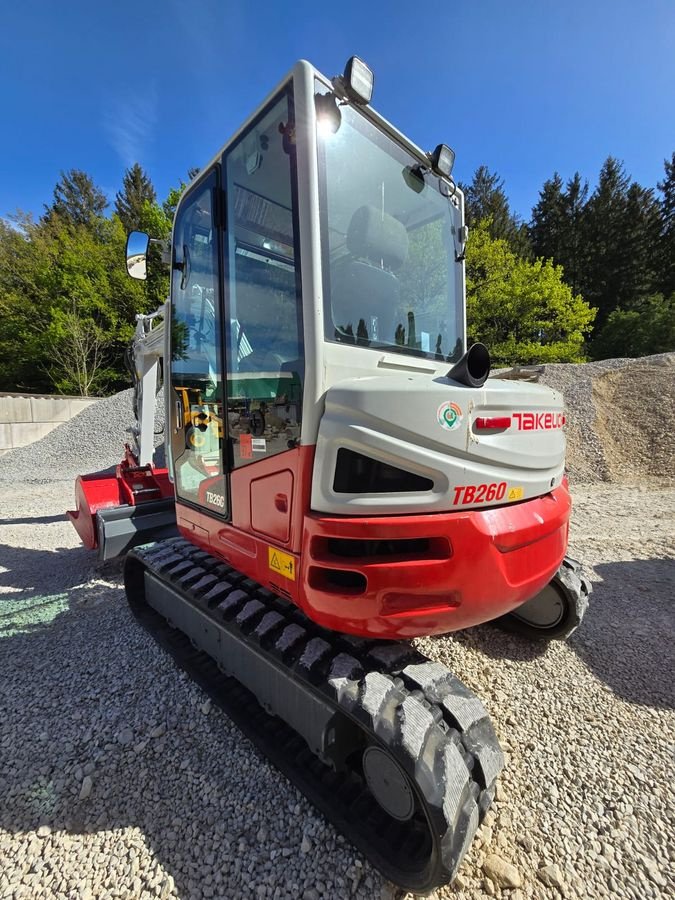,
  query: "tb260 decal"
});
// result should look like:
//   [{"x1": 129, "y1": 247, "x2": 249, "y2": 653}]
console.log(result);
[{"x1": 452, "y1": 482, "x2": 524, "y2": 505}]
